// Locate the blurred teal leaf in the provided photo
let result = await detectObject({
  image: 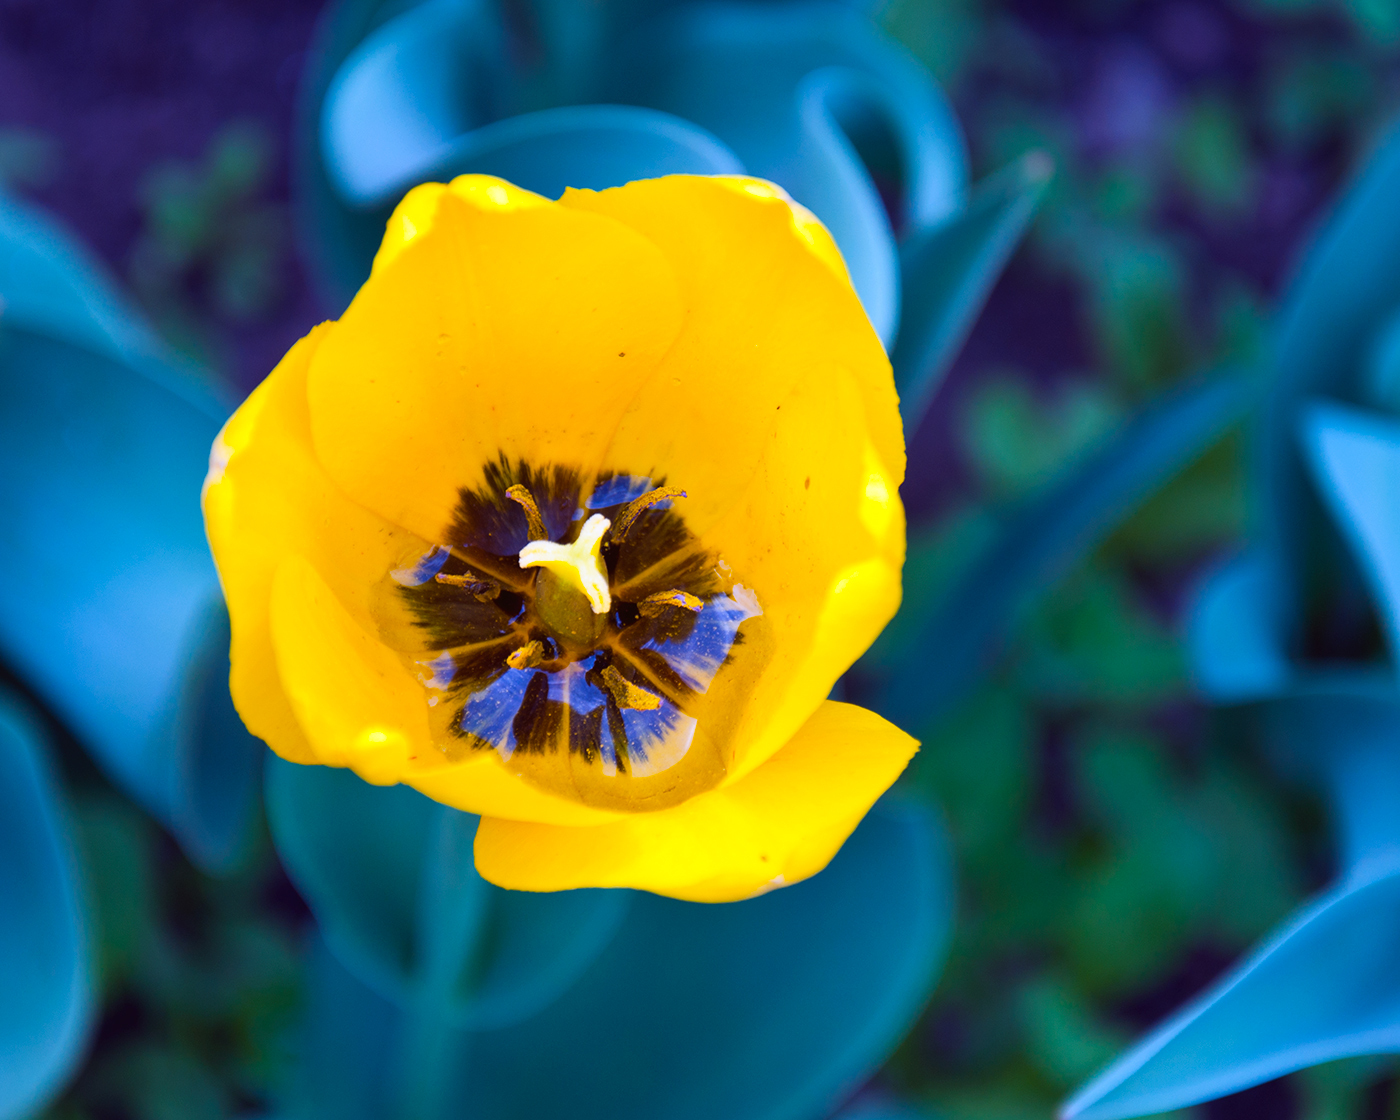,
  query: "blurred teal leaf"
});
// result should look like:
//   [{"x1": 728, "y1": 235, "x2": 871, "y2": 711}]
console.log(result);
[
  {"x1": 266, "y1": 758, "x2": 627, "y2": 1031},
  {"x1": 1017, "y1": 974, "x2": 1126, "y2": 1089},
  {"x1": 0, "y1": 190, "x2": 219, "y2": 413},
  {"x1": 286, "y1": 799, "x2": 952, "y2": 1120},
  {"x1": 1172, "y1": 96, "x2": 1253, "y2": 215},
  {"x1": 1018, "y1": 565, "x2": 1186, "y2": 705},
  {"x1": 70, "y1": 794, "x2": 157, "y2": 994},
  {"x1": 962, "y1": 373, "x2": 1123, "y2": 501},
  {"x1": 871, "y1": 369, "x2": 1255, "y2": 728},
  {"x1": 0, "y1": 191, "x2": 258, "y2": 870},
  {"x1": 1188, "y1": 549, "x2": 1292, "y2": 701},
  {"x1": 1302, "y1": 401, "x2": 1400, "y2": 663},
  {"x1": 1258, "y1": 116, "x2": 1400, "y2": 622},
  {"x1": 303, "y1": 0, "x2": 999, "y2": 354},
  {"x1": 894, "y1": 151, "x2": 1052, "y2": 430},
  {"x1": 0, "y1": 687, "x2": 92, "y2": 1120},
  {"x1": 1062, "y1": 681, "x2": 1400, "y2": 1119}
]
